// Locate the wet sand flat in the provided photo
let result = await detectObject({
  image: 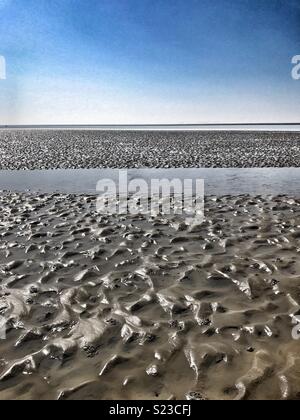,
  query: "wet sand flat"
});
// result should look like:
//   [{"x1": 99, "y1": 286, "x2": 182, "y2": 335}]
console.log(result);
[
  {"x1": 0, "y1": 192, "x2": 300, "y2": 400},
  {"x1": 1, "y1": 130, "x2": 300, "y2": 170}
]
